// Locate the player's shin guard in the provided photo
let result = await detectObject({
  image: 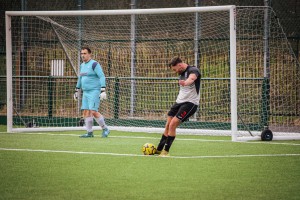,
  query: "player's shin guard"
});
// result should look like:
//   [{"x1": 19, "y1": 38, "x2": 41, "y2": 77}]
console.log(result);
[
  {"x1": 95, "y1": 116, "x2": 107, "y2": 129},
  {"x1": 164, "y1": 136, "x2": 175, "y2": 152},
  {"x1": 157, "y1": 134, "x2": 168, "y2": 151},
  {"x1": 85, "y1": 117, "x2": 93, "y2": 133}
]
